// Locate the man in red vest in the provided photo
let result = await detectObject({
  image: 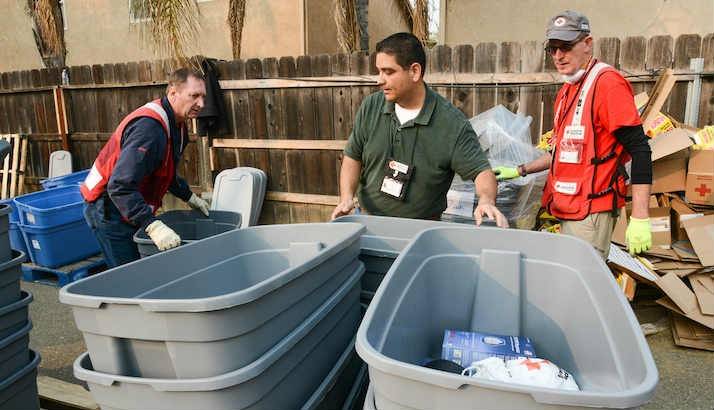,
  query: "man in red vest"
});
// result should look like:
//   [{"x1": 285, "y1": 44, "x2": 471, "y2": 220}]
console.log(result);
[
  {"x1": 81, "y1": 68, "x2": 210, "y2": 267},
  {"x1": 494, "y1": 11, "x2": 653, "y2": 259}
]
